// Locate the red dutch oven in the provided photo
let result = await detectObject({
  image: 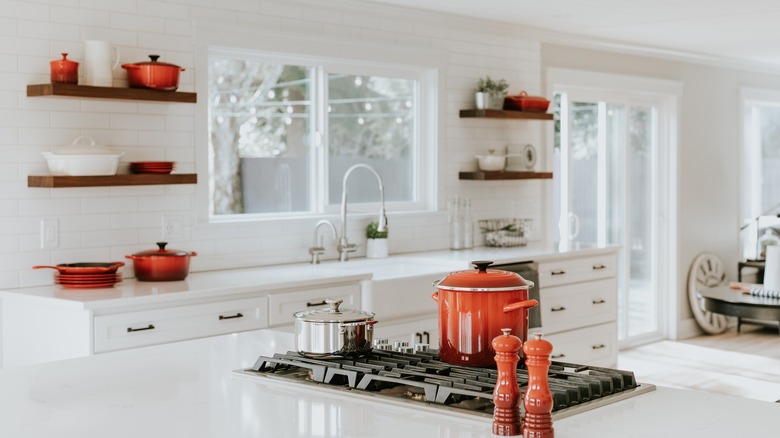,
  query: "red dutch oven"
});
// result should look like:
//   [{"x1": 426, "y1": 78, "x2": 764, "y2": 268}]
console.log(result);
[
  {"x1": 122, "y1": 55, "x2": 184, "y2": 91},
  {"x1": 431, "y1": 260, "x2": 538, "y2": 367},
  {"x1": 125, "y1": 242, "x2": 197, "y2": 281}
]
